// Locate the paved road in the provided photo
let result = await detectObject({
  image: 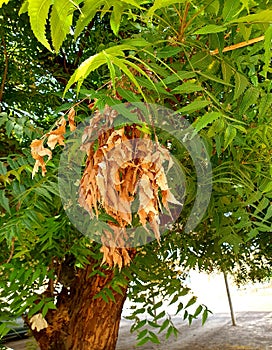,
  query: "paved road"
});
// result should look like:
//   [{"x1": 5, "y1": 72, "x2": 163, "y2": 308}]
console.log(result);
[{"x1": 4, "y1": 312, "x2": 272, "y2": 350}]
